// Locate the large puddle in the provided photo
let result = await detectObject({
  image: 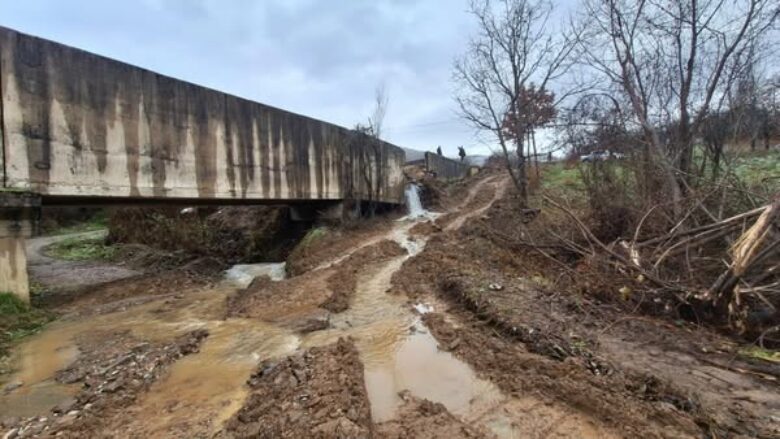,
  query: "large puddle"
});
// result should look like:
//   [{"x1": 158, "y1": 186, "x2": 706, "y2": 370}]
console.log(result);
[{"x1": 1, "y1": 213, "x2": 506, "y2": 433}]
